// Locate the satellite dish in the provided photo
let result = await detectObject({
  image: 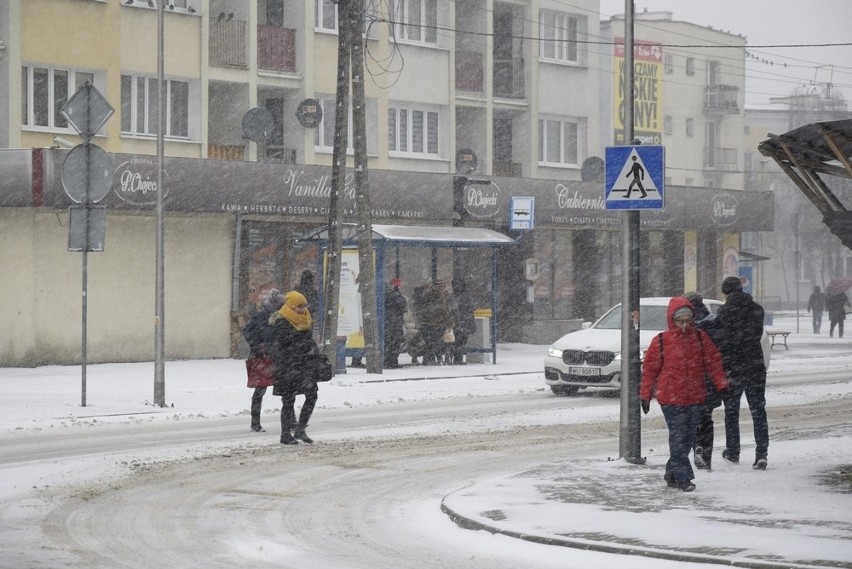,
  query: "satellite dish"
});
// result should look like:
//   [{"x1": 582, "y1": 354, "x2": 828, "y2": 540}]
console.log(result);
[
  {"x1": 581, "y1": 156, "x2": 605, "y2": 183},
  {"x1": 242, "y1": 107, "x2": 275, "y2": 143}
]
